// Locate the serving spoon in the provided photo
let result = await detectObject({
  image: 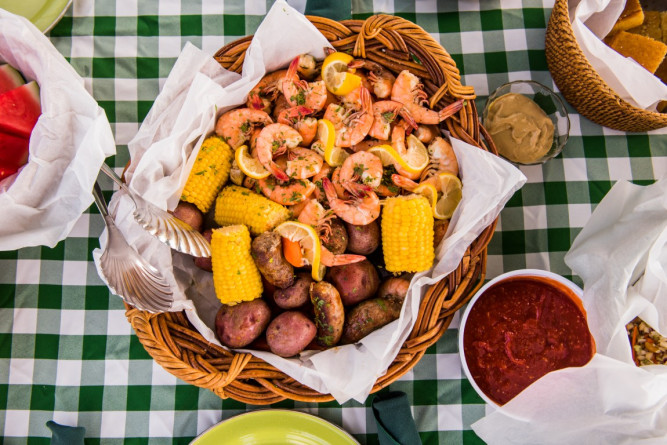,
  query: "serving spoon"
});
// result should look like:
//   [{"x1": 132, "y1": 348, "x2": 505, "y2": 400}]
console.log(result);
[
  {"x1": 98, "y1": 163, "x2": 211, "y2": 258},
  {"x1": 93, "y1": 181, "x2": 173, "y2": 313}
]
